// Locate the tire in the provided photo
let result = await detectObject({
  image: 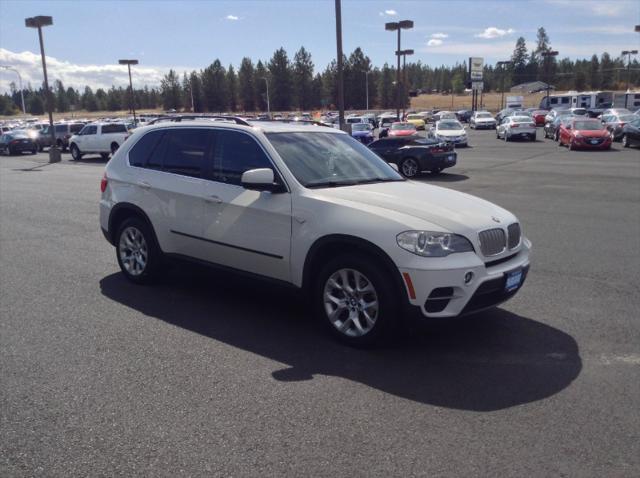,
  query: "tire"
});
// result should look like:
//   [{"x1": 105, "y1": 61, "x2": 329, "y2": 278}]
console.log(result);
[
  {"x1": 110, "y1": 143, "x2": 119, "y2": 154},
  {"x1": 568, "y1": 140, "x2": 574, "y2": 151},
  {"x1": 70, "y1": 144, "x2": 82, "y2": 161},
  {"x1": 314, "y1": 254, "x2": 399, "y2": 346},
  {"x1": 101, "y1": 153, "x2": 110, "y2": 160},
  {"x1": 504, "y1": 132, "x2": 509, "y2": 142},
  {"x1": 496, "y1": 130, "x2": 500, "y2": 139},
  {"x1": 531, "y1": 134, "x2": 536, "y2": 142},
  {"x1": 37, "y1": 143, "x2": 43, "y2": 152},
  {"x1": 430, "y1": 167, "x2": 443, "y2": 174},
  {"x1": 554, "y1": 131, "x2": 559, "y2": 142},
  {"x1": 7, "y1": 147, "x2": 14, "y2": 156},
  {"x1": 31, "y1": 149, "x2": 37, "y2": 155},
  {"x1": 56, "y1": 139, "x2": 65, "y2": 151},
  {"x1": 115, "y1": 217, "x2": 162, "y2": 284},
  {"x1": 399, "y1": 157, "x2": 420, "y2": 178},
  {"x1": 622, "y1": 135, "x2": 630, "y2": 148}
]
